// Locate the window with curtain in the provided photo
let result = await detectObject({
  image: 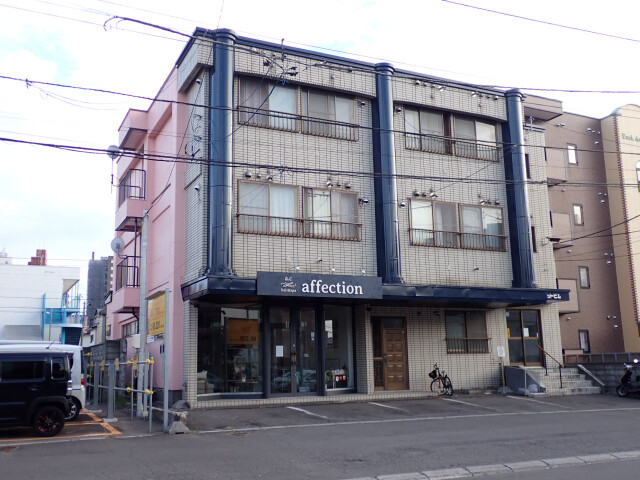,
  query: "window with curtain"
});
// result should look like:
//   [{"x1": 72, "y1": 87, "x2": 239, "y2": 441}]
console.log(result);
[
  {"x1": 238, "y1": 77, "x2": 297, "y2": 131},
  {"x1": 303, "y1": 188, "x2": 359, "y2": 240},
  {"x1": 460, "y1": 205, "x2": 504, "y2": 250},
  {"x1": 409, "y1": 200, "x2": 457, "y2": 247},
  {"x1": 445, "y1": 311, "x2": 488, "y2": 353},
  {"x1": 454, "y1": 116, "x2": 498, "y2": 160},
  {"x1": 301, "y1": 89, "x2": 356, "y2": 139},
  {"x1": 238, "y1": 181, "x2": 298, "y2": 235},
  {"x1": 404, "y1": 108, "x2": 448, "y2": 153}
]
